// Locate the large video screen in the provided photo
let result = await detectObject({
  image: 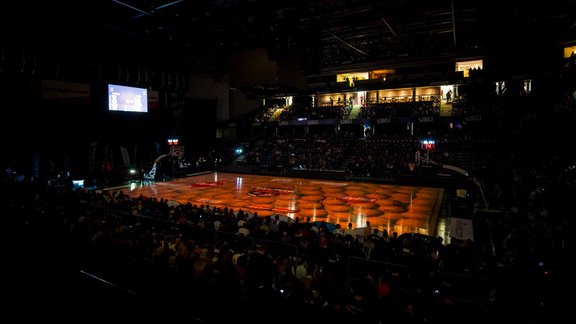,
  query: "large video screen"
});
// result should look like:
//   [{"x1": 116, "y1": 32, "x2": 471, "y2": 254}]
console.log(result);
[{"x1": 108, "y1": 84, "x2": 148, "y2": 113}]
